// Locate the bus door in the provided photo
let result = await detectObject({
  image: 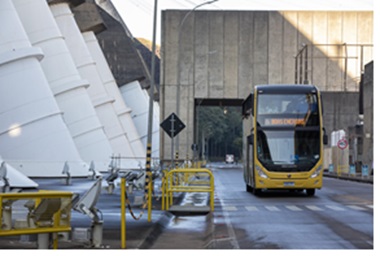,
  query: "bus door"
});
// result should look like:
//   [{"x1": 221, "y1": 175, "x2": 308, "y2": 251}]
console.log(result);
[{"x1": 246, "y1": 134, "x2": 254, "y2": 186}]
